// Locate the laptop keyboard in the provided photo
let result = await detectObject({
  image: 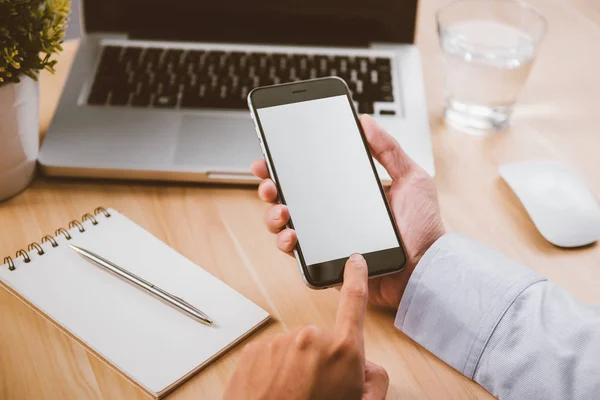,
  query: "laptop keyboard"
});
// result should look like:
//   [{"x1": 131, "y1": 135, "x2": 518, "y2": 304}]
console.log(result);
[{"x1": 87, "y1": 45, "x2": 396, "y2": 115}]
